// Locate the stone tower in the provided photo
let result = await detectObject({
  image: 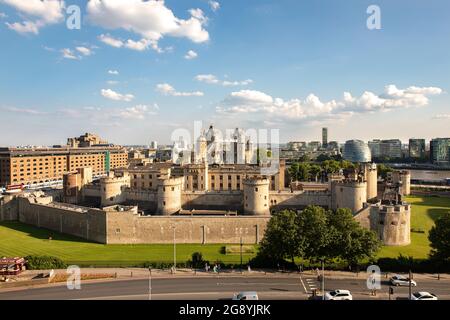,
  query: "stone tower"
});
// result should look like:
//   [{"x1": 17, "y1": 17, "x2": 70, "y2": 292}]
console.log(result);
[
  {"x1": 377, "y1": 203, "x2": 411, "y2": 246},
  {"x1": 362, "y1": 163, "x2": 378, "y2": 200},
  {"x1": 156, "y1": 176, "x2": 183, "y2": 215},
  {"x1": 391, "y1": 170, "x2": 411, "y2": 196},
  {"x1": 243, "y1": 177, "x2": 270, "y2": 215},
  {"x1": 100, "y1": 172, "x2": 130, "y2": 207},
  {"x1": 331, "y1": 180, "x2": 367, "y2": 214}
]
